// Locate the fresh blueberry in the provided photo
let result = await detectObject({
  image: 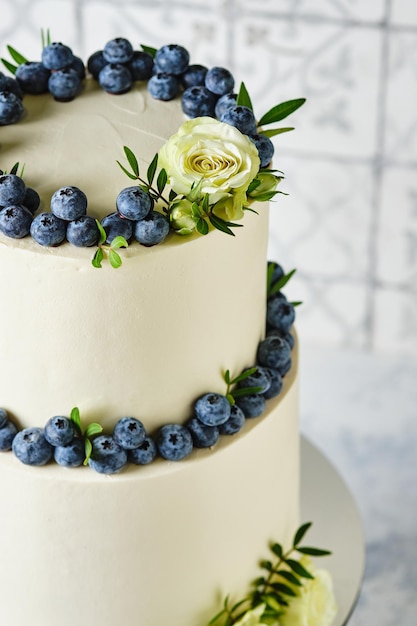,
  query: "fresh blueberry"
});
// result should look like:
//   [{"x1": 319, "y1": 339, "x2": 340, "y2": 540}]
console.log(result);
[
  {"x1": 88, "y1": 435, "x2": 128, "y2": 474},
  {"x1": 66, "y1": 215, "x2": 99, "y2": 247},
  {"x1": 54, "y1": 437, "x2": 85, "y2": 468},
  {"x1": 148, "y1": 72, "x2": 181, "y2": 101},
  {"x1": 127, "y1": 50, "x2": 154, "y2": 81},
  {"x1": 220, "y1": 105, "x2": 257, "y2": 135},
  {"x1": 23, "y1": 187, "x2": 41, "y2": 214},
  {"x1": 205, "y1": 66, "x2": 234, "y2": 96},
  {"x1": 0, "y1": 173, "x2": 26, "y2": 206},
  {"x1": 103, "y1": 38, "x2": 134, "y2": 64},
  {"x1": 44, "y1": 415, "x2": 75, "y2": 447},
  {"x1": 48, "y1": 68, "x2": 82, "y2": 102},
  {"x1": 181, "y1": 85, "x2": 217, "y2": 118},
  {"x1": 0, "y1": 205, "x2": 33, "y2": 238},
  {"x1": 0, "y1": 74, "x2": 23, "y2": 99},
  {"x1": 113, "y1": 417, "x2": 146, "y2": 450},
  {"x1": 98, "y1": 63, "x2": 133, "y2": 95},
  {"x1": 156, "y1": 424, "x2": 193, "y2": 461},
  {"x1": 0, "y1": 408, "x2": 8, "y2": 429},
  {"x1": 278, "y1": 357, "x2": 292, "y2": 377},
  {"x1": 237, "y1": 367, "x2": 271, "y2": 394},
  {"x1": 101, "y1": 212, "x2": 133, "y2": 244},
  {"x1": 134, "y1": 211, "x2": 170, "y2": 246},
  {"x1": 154, "y1": 44, "x2": 189, "y2": 75},
  {"x1": 30, "y1": 212, "x2": 67, "y2": 246},
  {"x1": 186, "y1": 417, "x2": 219, "y2": 448},
  {"x1": 15, "y1": 62, "x2": 51, "y2": 94},
  {"x1": 42, "y1": 42, "x2": 74, "y2": 70},
  {"x1": 68, "y1": 56, "x2": 86, "y2": 80},
  {"x1": 87, "y1": 50, "x2": 106, "y2": 79},
  {"x1": 0, "y1": 420, "x2": 18, "y2": 451},
  {"x1": 235, "y1": 394, "x2": 266, "y2": 418},
  {"x1": 262, "y1": 367, "x2": 283, "y2": 399},
  {"x1": 250, "y1": 133, "x2": 275, "y2": 168},
  {"x1": 12, "y1": 427, "x2": 54, "y2": 466},
  {"x1": 116, "y1": 186, "x2": 152, "y2": 221},
  {"x1": 128, "y1": 436, "x2": 157, "y2": 465},
  {"x1": 0, "y1": 92, "x2": 24, "y2": 125},
  {"x1": 218, "y1": 404, "x2": 246, "y2": 435},
  {"x1": 194, "y1": 393, "x2": 231, "y2": 427},
  {"x1": 266, "y1": 328, "x2": 295, "y2": 351},
  {"x1": 267, "y1": 293, "x2": 295, "y2": 333},
  {"x1": 215, "y1": 92, "x2": 237, "y2": 120},
  {"x1": 50, "y1": 185, "x2": 87, "y2": 221},
  {"x1": 257, "y1": 335, "x2": 292, "y2": 370},
  {"x1": 181, "y1": 64, "x2": 208, "y2": 89}
]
